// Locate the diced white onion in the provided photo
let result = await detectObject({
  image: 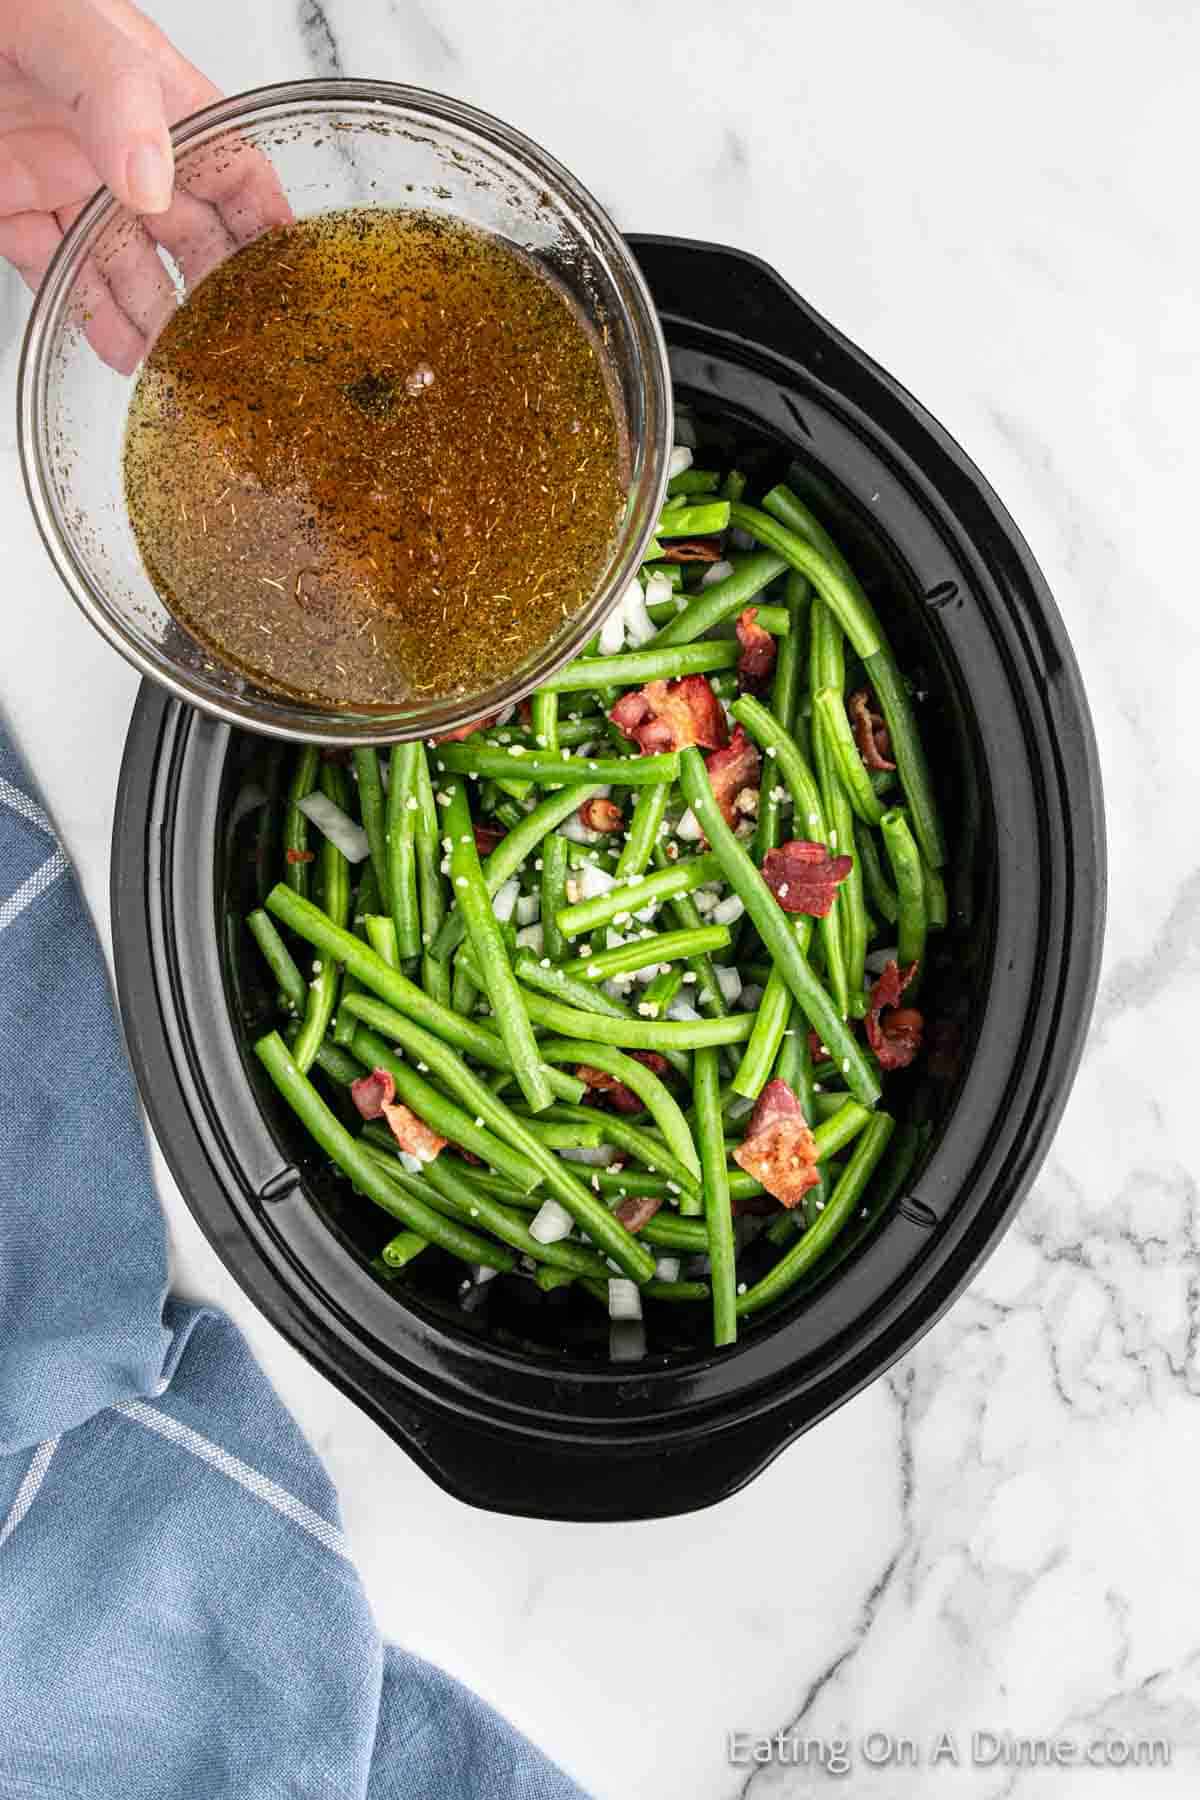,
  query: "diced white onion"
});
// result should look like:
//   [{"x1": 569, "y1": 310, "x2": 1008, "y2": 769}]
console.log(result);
[
  {"x1": 608, "y1": 1277, "x2": 643, "y2": 1321},
  {"x1": 654, "y1": 1256, "x2": 681, "y2": 1282},
  {"x1": 738, "y1": 983, "x2": 764, "y2": 1012},
  {"x1": 865, "y1": 945, "x2": 900, "y2": 975},
  {"x1": 579, "y1": 862, "x2": 618, "y2": 901},
  {"x1": 643, "y1": 570, "x2": 675, "y2": 612},
  {"x1": 559, "y1": 1144, "x2": 619, "y2": 1166},
  {"x1": 675, "y1": 807, "x2": 705, "y2": 842},
  {"x1": 491, "y1": 876, "x2": 520, "y2": 922},
  {"x1": 529, "y1": 1198, "x2": 574, "y2": 1244},
  {"x1": 598, "y1": 604, "x2": 626, "y2": 656},
  {"x1": 666, "y1": 996, "x2": 702, "y2": 1023},
  {"x1": 633, "y1": 957, "x2": 666, "y2": 985},
  {"x1": 471, "y1": 1264, "x2": 499, "y2": 1286},
  {"x1": 603, "y1": 978, "x2": 632, "y2": 1002},
  {"x1": 692, "y1": 887, "x2": 717, "y2": 914},
  {"x1": 622, "y1": 579, "x2": 657, "y2": 647},
  {"x1": 296, "y1": 791, "x2": 370, "y2": 863},
  {"x1": 710, "y1": 893, "x2": 746, "y2": 927},
  {"x1": 515, "y1": 892, "x2": 540, "y2": 926},
  {"x1": 673, "y1": 416, "x2": 698, "y2": 449},
  {"x1": 700, "y1": 559, "x2": 734, "y2": 589},
  {"x1": 668, "y1": 445, "x2": 693, "y2": 478},
  {"x1": 515, "y1": 922, "x2": 544, "y2": 953},
  {"x1": 716, "y1": 964, "x2": 743, "y2": 1005},
  {"x1": 610, "y1": 1320, "x2": 646, "y2": 1362},
  {"x1": 228, "y1": 782, "x2": 268, "y2": 830},
  {"x1": 397, "y1": 1151, "x2": 424, "y2": 1175},
  {"x1": 559, "y1": 814, "x2": 604, "y2": 845}
]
